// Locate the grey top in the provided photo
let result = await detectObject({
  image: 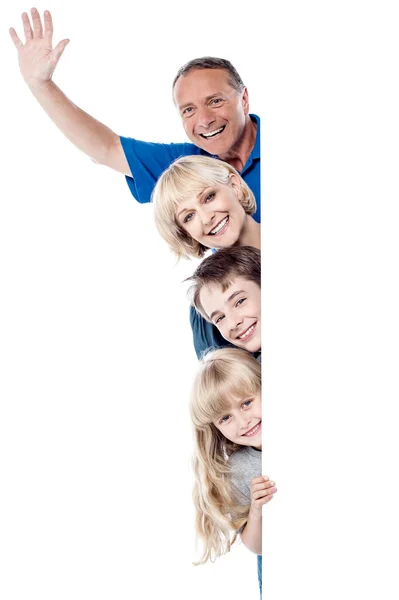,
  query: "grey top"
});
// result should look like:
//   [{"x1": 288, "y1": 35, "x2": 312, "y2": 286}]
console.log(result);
[{"x1": 228, "y1": 446, "x2": 262, "y2": 506}]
